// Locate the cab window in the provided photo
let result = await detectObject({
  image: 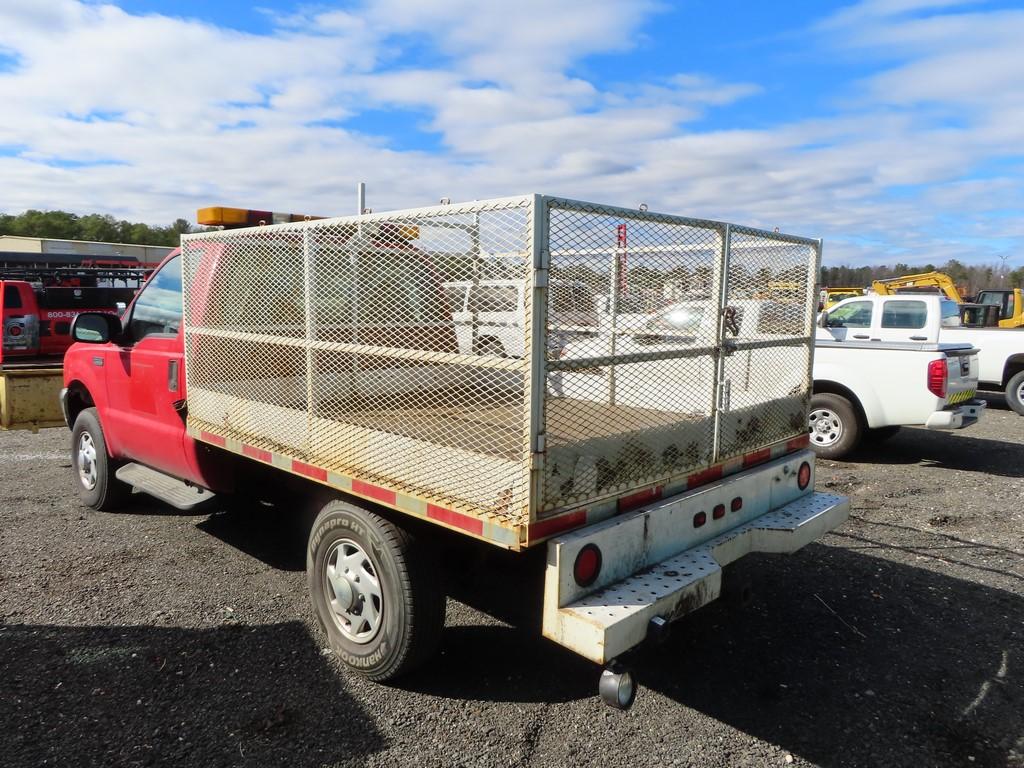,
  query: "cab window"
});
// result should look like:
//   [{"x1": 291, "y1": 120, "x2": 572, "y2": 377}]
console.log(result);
[
  {"x1": 3, "y1": 284, "x2": 22, "y2": 309},
  {"x1": 825, "y1": 300, "x2": 873, "y2": 328},
  {"x1": 126, "y1": 256, "x2": 182, "y2": 342},
  {"x1": 880, "y1": 300, "x2": 927, "y2": 329}
]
